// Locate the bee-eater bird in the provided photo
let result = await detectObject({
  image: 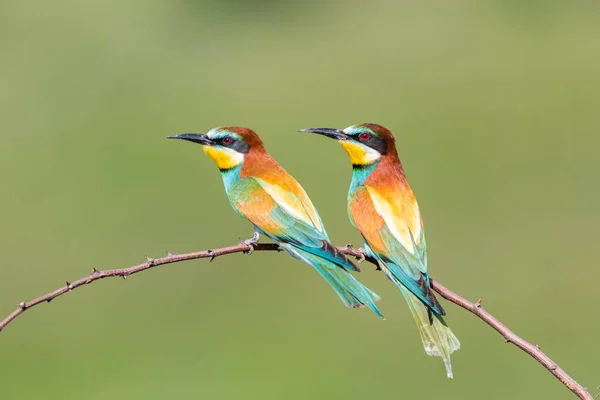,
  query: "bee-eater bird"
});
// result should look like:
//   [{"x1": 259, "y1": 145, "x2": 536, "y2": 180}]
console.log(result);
[
  {"x1": 300, "y1": 123, "x2": 460, "y2": 378},
  {"x1": 168, "y1": 126, "x2": 383, "y2": 318}
]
